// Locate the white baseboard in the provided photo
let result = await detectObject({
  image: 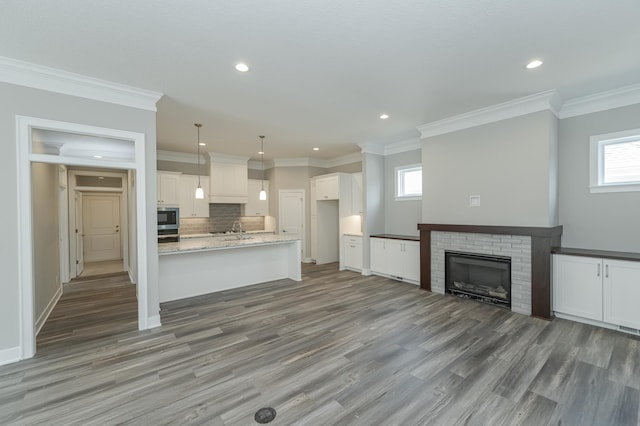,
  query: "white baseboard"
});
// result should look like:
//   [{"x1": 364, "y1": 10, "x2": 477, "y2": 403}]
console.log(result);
[
  {"x1": 0, "y1": 346, "x2": 21, "y2": 366},
  {"x1": 361, "y1": 268, "x2": 372, "y2": 276},
  {"x1": 147, "y1": 315, "x2": 162, "y2": 329},
  {"x1": 35, "y1": 285, "x2": 63, "y2": 336},
  {"x1": 128, "y1": 269, "x2": 136, "y2": 284},
  {"x1": 302, "y1": 257, "x2": 314, "y2": 264}
]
